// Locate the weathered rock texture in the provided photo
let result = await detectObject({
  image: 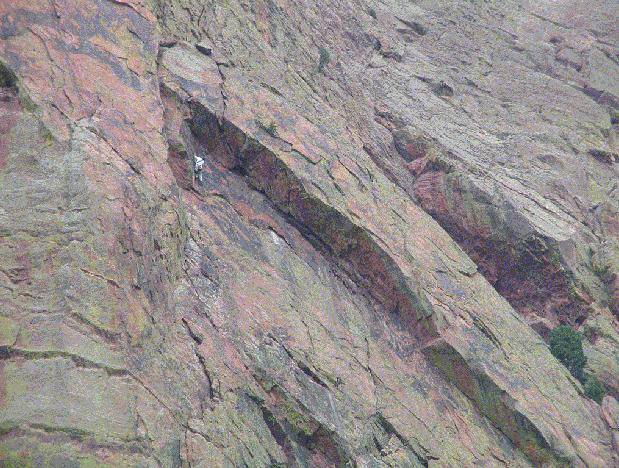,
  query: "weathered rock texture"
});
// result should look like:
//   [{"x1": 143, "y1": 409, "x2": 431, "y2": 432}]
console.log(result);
[{"x1": 0, "y1": 0, "x2": 617, "y2": 466}]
